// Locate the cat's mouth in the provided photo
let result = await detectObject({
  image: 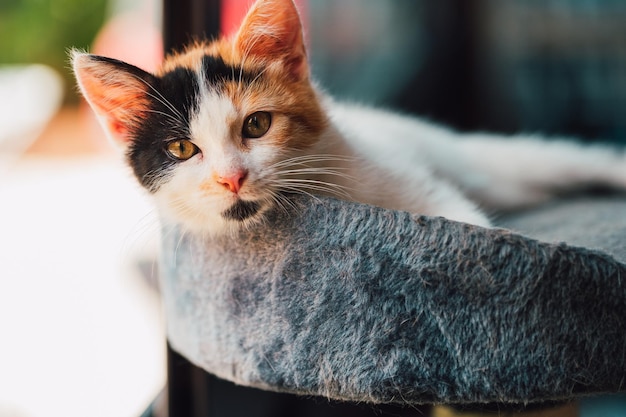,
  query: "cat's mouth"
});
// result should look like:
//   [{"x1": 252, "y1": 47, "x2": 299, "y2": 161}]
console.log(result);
[{"x1": 221, "y1": 199, "x2": 262, "y2": 221}]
